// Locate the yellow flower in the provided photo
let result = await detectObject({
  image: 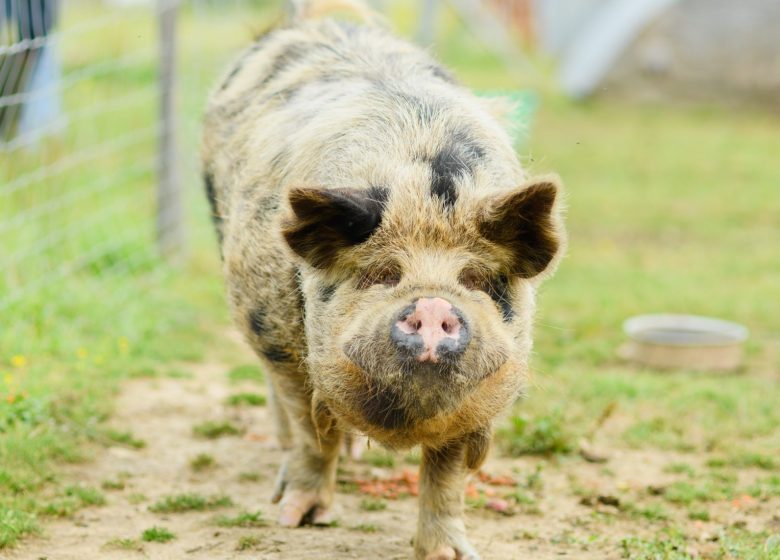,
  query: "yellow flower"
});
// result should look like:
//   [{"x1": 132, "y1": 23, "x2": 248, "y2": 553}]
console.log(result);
[
  {"x1": 77, "y1": 347, "x2": 88, "y2": 360},
  {"x1": 118, "y1": 337, "x2": 129, "y2": 354},
  {"x1": 93, "y1": 355, "x2": 105, "y2": 365},
  {"x1": 3, "y1": 373, "x2": 12, "y2": 386},
  {"x1": 10, "y1": 355, "x2": 27, "y2": 368}
]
